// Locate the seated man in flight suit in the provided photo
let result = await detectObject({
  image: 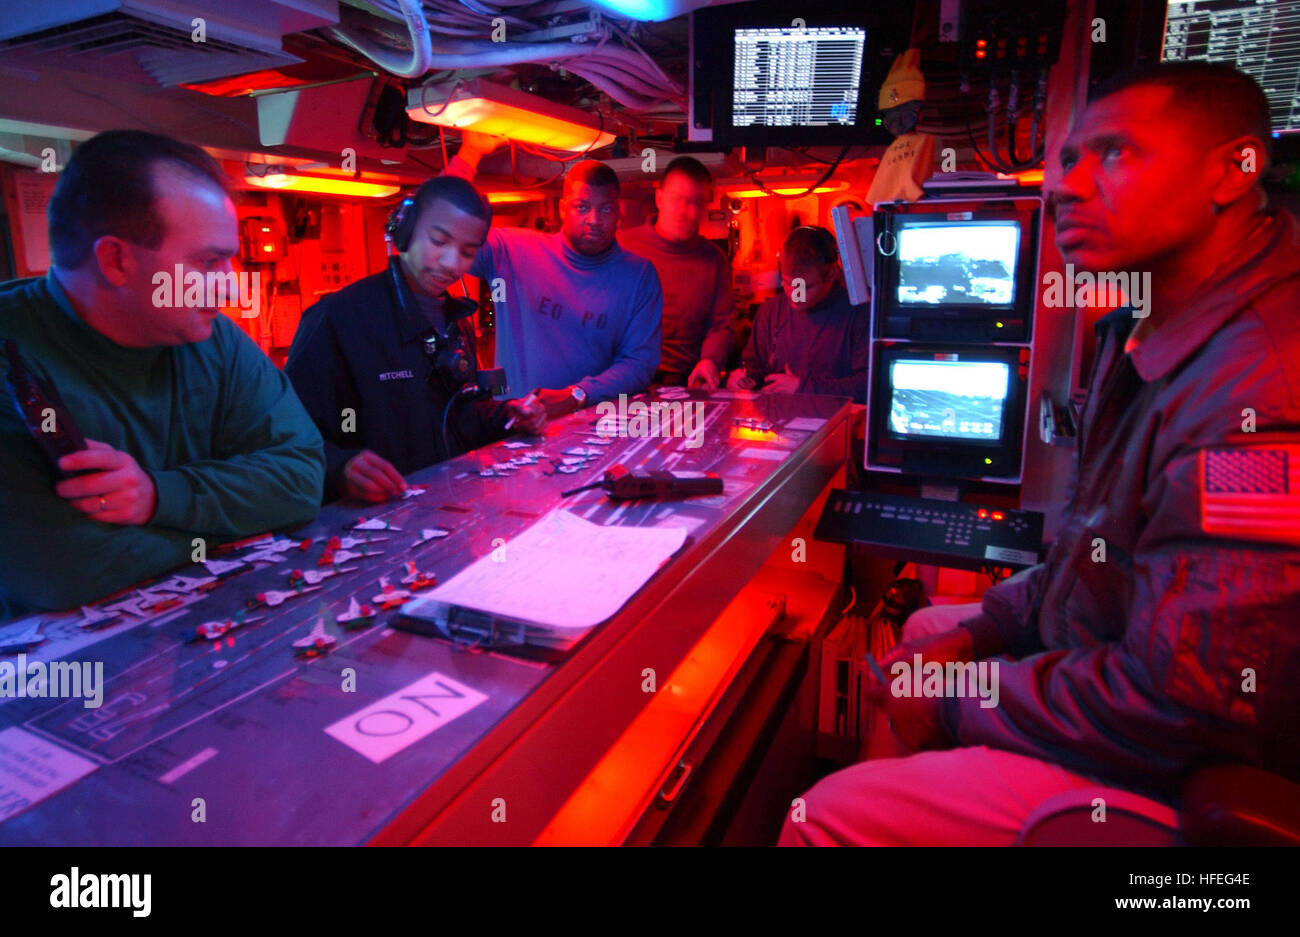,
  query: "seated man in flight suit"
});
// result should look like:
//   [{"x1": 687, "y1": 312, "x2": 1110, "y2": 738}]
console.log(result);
[{"x1": 782, "y1": 63, "x2": 1300, "y2": 845}]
